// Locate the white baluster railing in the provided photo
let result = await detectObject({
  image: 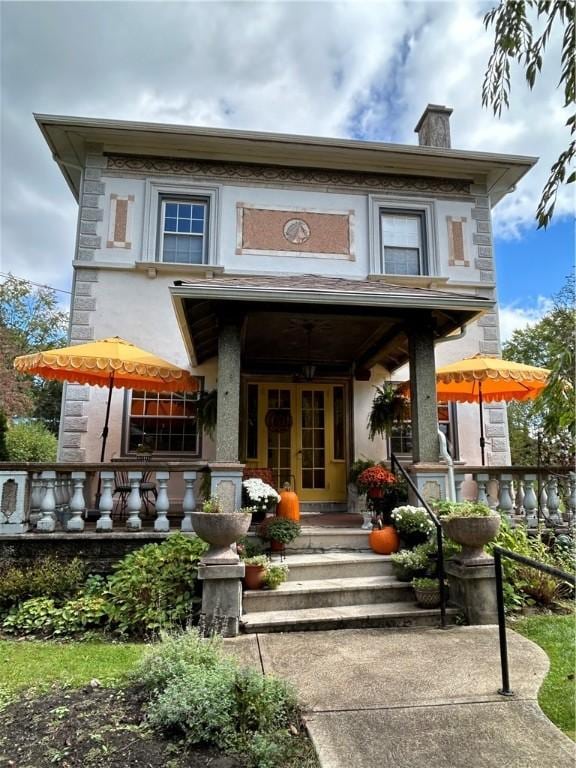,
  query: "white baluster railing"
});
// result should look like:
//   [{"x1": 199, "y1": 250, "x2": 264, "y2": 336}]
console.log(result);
[
  {"x1": 154, "y1": 471, "x2": 170, "y2": 532},
  {"x1": 67, "y1": 471, "x2": 86, "y2": 532},
  {"x1": 96, "y1": 471, "x2": 114, "y2": 531},
  {"x1": 37, "y1": 471, "x2": 57, "y2": 533},
  {"x1": 181, "y1": 471, "x2": 197, "y2": 532}
]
